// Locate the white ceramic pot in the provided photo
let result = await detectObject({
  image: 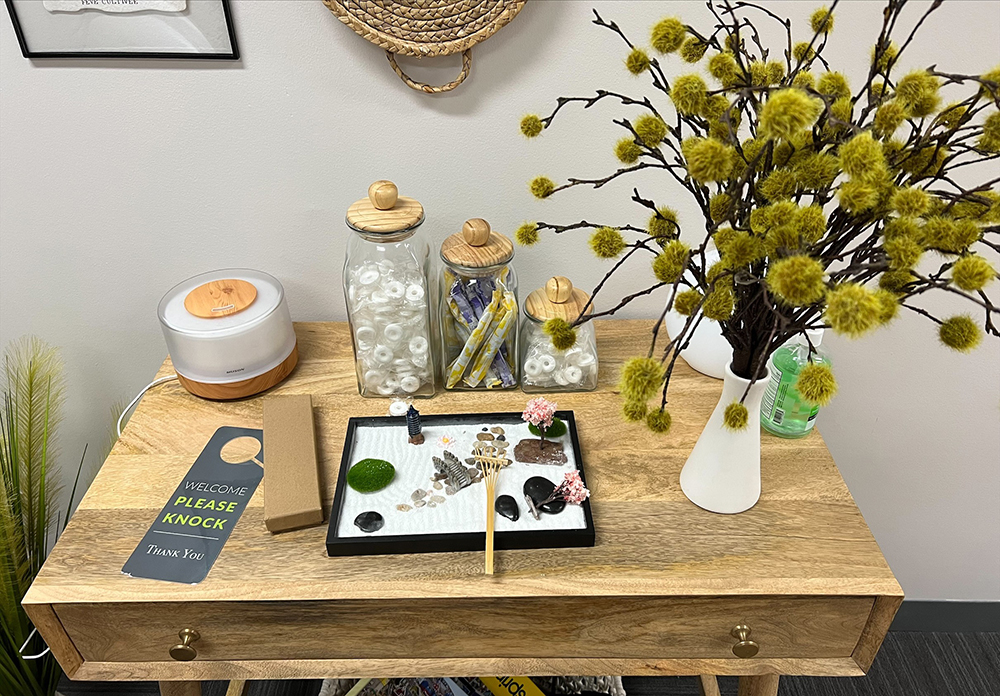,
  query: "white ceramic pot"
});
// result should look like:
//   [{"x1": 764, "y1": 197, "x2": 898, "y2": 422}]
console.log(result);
[
  {"x1": 680, "y1": 362, "x2": 770, "y2": 514},
  {"x1": 664, "y1": 248, "x2": 732, "y2": 380}
]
